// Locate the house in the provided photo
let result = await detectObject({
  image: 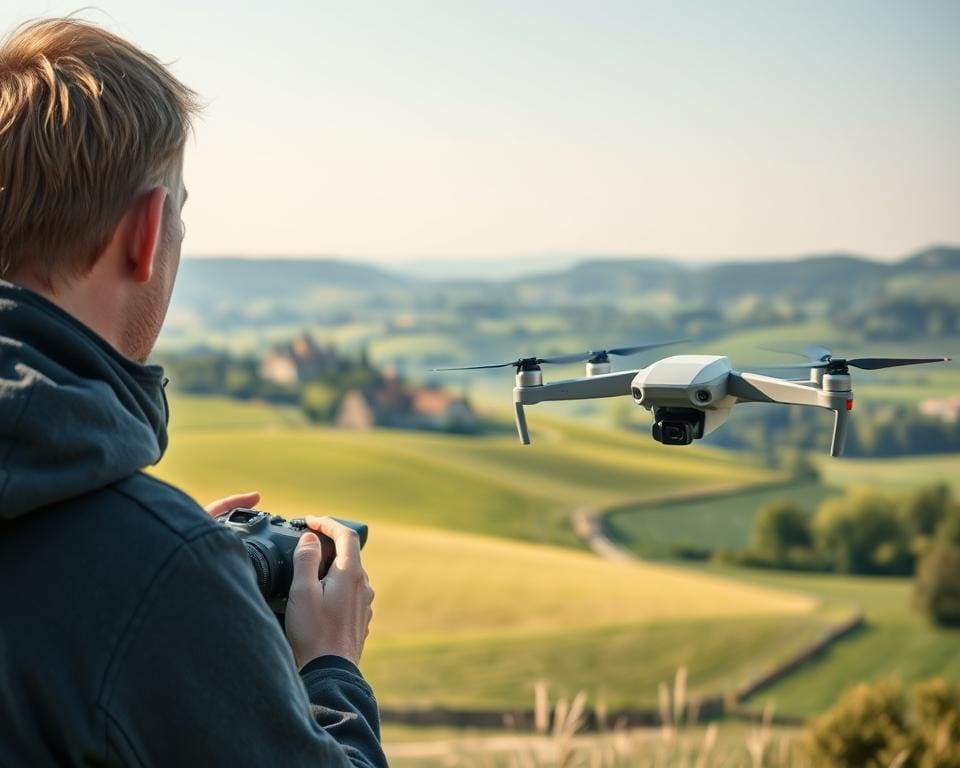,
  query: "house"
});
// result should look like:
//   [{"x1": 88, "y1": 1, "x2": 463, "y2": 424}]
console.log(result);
[
  {"x1": 260, "y1": 333, "x2": 347, "y2": 385},
  {"x1": 409, "y1": 388, "x2": 477, "y2": 431},
  {"x1": 336, "y1": 379, "x2": 477, "y2": 433}
]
